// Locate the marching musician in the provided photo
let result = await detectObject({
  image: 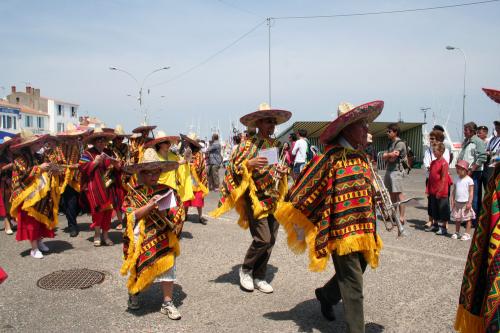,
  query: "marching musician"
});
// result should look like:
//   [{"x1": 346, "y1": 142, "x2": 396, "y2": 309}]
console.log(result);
[
  {"x1": 210, "y1": 103, "x2": 291, "y2": 294},
  {"x1": 120, "y1": 156, "x2": 184, "y2": 320},
  {"x1": 79, "y1": 127, "x2": 120, "y2": 247},
  {"x1": 0, "y1": 136, "x2": 17, "y2": 235},
  {"x1": 180, "y1": 133, "x2": 209, "y2": 225},
  {"x1": 274, "y1": 101, "x2": 384, "y2": 333},
  {"x1": 129, "y1": 124, "x2": 156, "y2": 164},
  {"x1": 10, "y1": 130, "x2": 62, "y2": 259}
]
